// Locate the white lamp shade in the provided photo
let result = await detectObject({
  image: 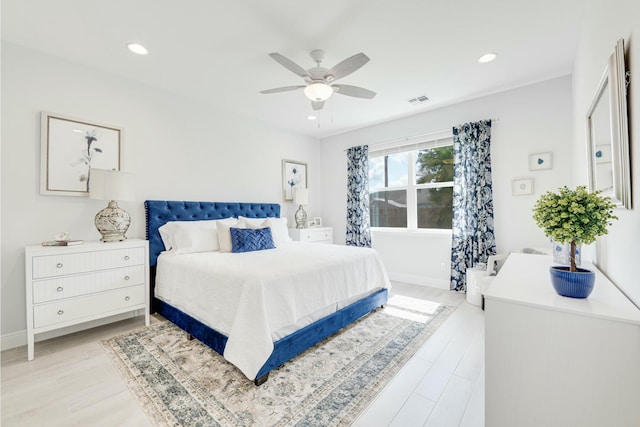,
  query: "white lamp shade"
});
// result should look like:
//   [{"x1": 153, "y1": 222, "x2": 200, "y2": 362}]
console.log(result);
[
  {"x1": 304, "y1": 83, "x2": 333, "y2": 102},
  {"x1": 293, "y1": 187, "x2": 309, "y2": 205},
  {"x1": 89, "y1": 169, "x2": 134, "y2": 201}
]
